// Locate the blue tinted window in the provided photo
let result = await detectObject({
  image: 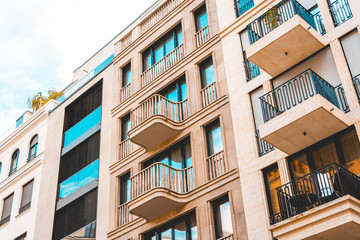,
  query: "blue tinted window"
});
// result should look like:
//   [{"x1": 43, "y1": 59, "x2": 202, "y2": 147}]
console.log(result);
[
  {"x1": 195, "y1": 5, "x2": 208, "y2": 31},
  {"x1": 200, "y1": 58, "x2": 215, "y2": 88},
  {"x1": 206, "y1": 121, "x2": 223, "y2": 156}
]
